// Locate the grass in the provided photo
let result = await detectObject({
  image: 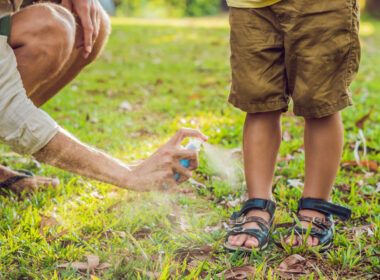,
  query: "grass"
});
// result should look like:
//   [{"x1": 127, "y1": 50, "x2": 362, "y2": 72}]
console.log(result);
[{"x1": 0, "y1": 14, "x2": 379, "y2": 280}]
